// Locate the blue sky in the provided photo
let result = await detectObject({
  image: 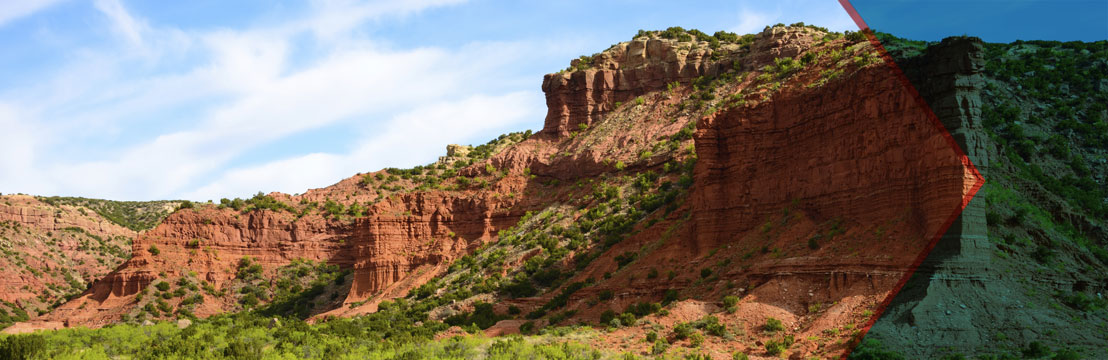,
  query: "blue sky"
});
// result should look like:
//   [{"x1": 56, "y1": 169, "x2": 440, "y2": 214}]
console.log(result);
[
  {"x1": 850, "y1": 0, "x2": 1108, "y2": 42},
  {"x1": 0, "y1": 0, "x2": 857, "y2": 201}
]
